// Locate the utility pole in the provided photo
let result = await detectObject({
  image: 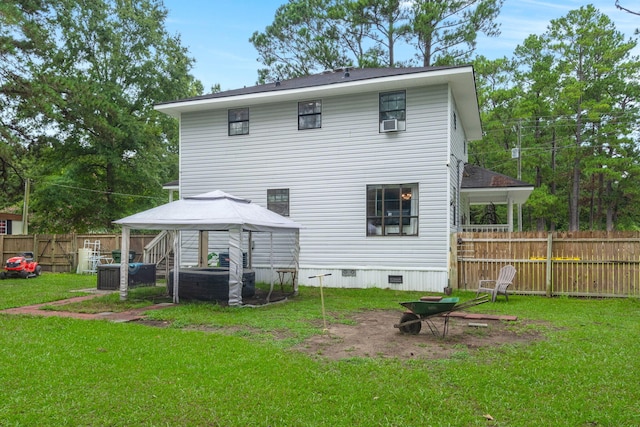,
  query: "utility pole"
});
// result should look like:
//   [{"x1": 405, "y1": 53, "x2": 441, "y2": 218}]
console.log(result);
[
  {"x1": 22, "y1": 178, "x2": 30, "y2": 235},
  {"x1": 517, "y1": 120, "x2": 522, "y2": 231},
  {"x1": 511, "y1": 122, "x2": 523, "y2": 232}
]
